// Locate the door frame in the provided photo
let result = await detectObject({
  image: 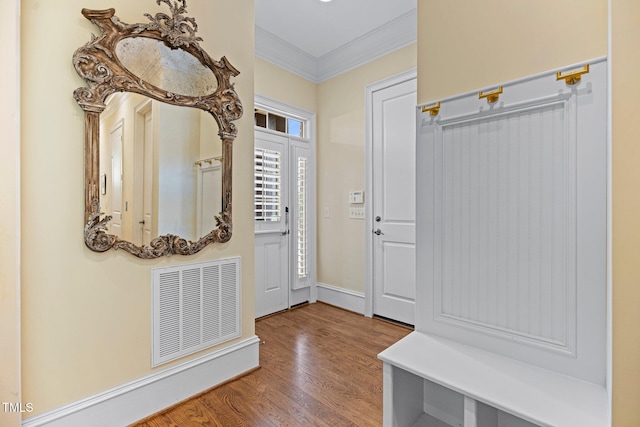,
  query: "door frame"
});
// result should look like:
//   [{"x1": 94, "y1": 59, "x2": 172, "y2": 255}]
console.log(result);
[
  {"x1": 364, "y1": 68, "x2": 417, "y2": 318},
  {"x1": 254, "y1": 94, "x2": 318, "y2": 307}
]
